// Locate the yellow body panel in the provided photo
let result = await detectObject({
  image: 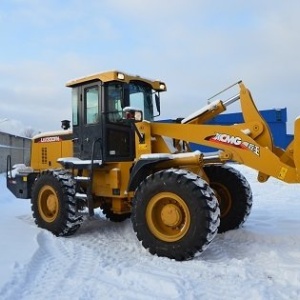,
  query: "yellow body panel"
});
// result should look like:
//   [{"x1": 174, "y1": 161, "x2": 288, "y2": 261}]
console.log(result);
[
  {"x1": 31, "y1": 130, "x2": 73, "y2": 171},
  {"x1": 91, "y1": 162, "x2": 132, "y2": 198}
]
